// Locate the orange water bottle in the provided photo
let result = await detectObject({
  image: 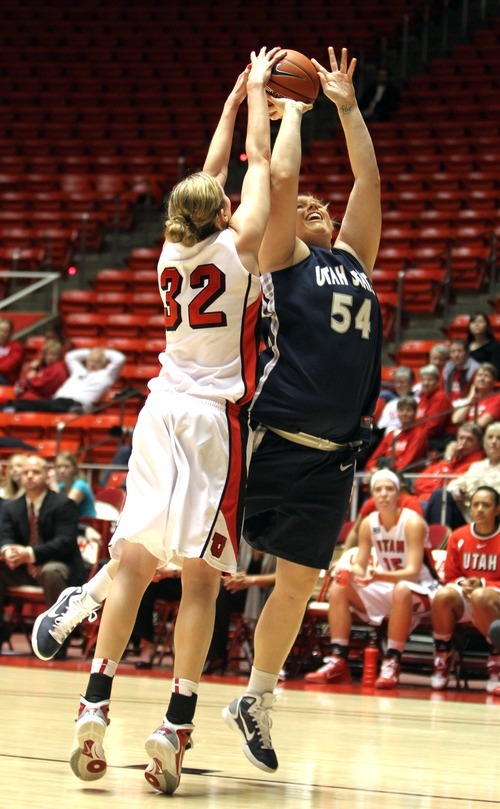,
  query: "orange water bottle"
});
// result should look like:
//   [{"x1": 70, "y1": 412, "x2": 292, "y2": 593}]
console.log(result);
[{"x1": 362, "y1": 641, "x2": 378, "y2": 687}]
